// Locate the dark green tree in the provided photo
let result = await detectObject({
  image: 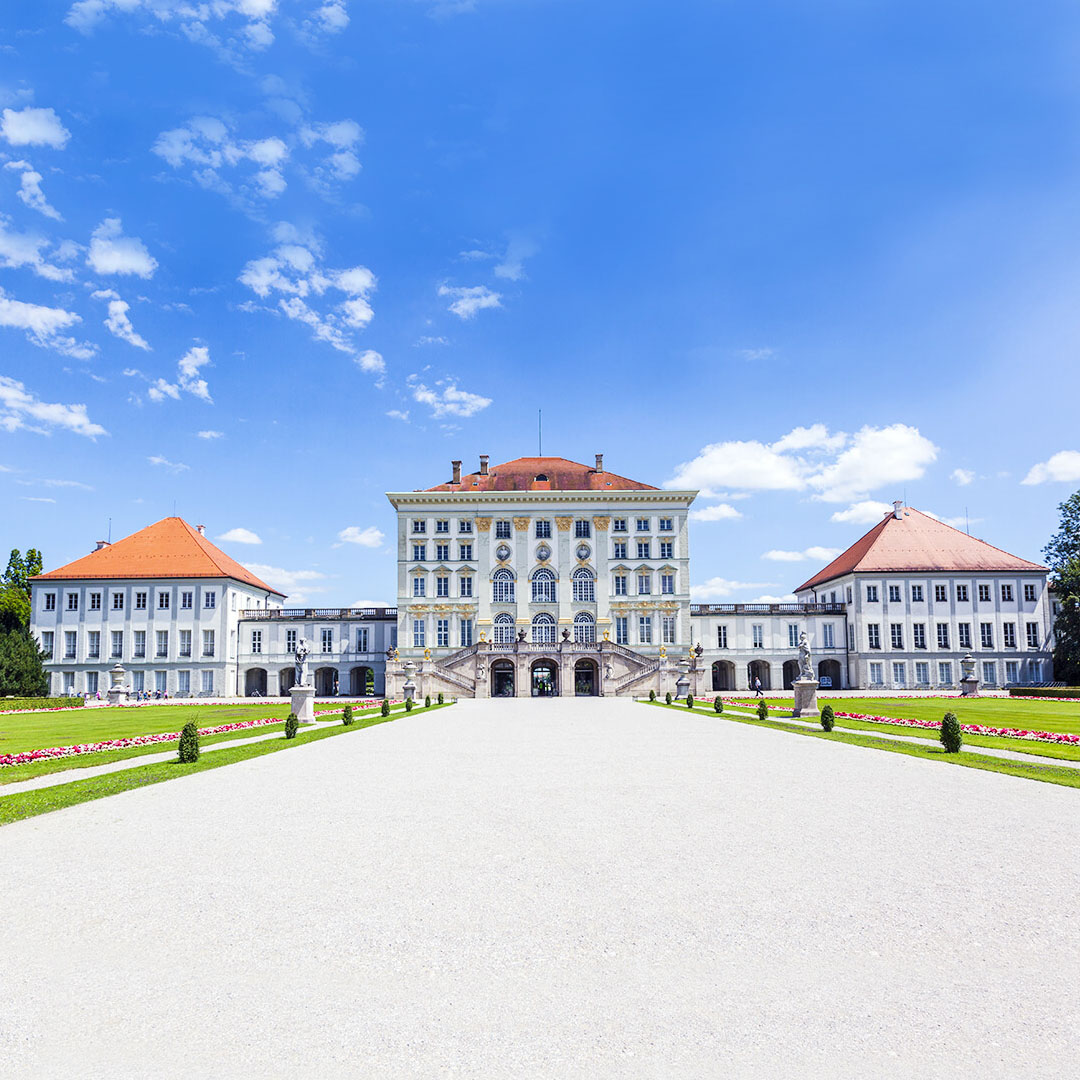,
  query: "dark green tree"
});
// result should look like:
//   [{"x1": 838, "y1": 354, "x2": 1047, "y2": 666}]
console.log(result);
[
  {"x1": 0, "y1": 548, "x2": 43, "y2": 631},
  {"x1": 1044, "y1": 492, "x2": 1080, "y2": 684},
  {"x1": 0, "y1": 628, "x2": 49, "y2": 697},
  {"x1": 0, "y1": 589, "x2": 30, "y2": 632}
]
